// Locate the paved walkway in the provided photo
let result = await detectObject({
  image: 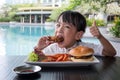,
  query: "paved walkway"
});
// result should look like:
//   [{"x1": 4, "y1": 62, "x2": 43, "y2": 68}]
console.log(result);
[{"x1": 84, "y1": 27, "x2": 120, "y2": 57}]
